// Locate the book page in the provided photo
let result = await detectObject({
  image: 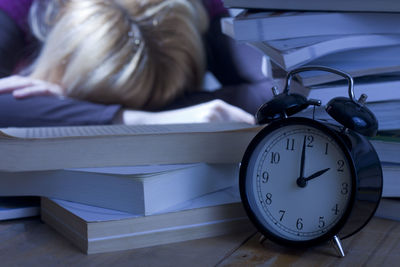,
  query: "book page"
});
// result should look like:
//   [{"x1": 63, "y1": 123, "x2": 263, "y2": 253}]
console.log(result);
[
  {"x1": 47, "y1": 185, "x2": 240, "y2": 222},
  {"x1": 0, "y1": 122, "x2": 259, "y2": 139},
  {"x1": 66, "y1": 163, "x2": 199, "y2": 175}
]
